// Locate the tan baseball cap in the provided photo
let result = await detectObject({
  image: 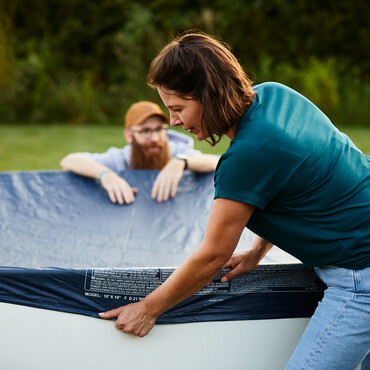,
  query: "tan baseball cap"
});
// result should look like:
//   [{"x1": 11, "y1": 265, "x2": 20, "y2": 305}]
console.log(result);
[{"x1": 125, "y1": 101, "x2": 168, "y2": 128}]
